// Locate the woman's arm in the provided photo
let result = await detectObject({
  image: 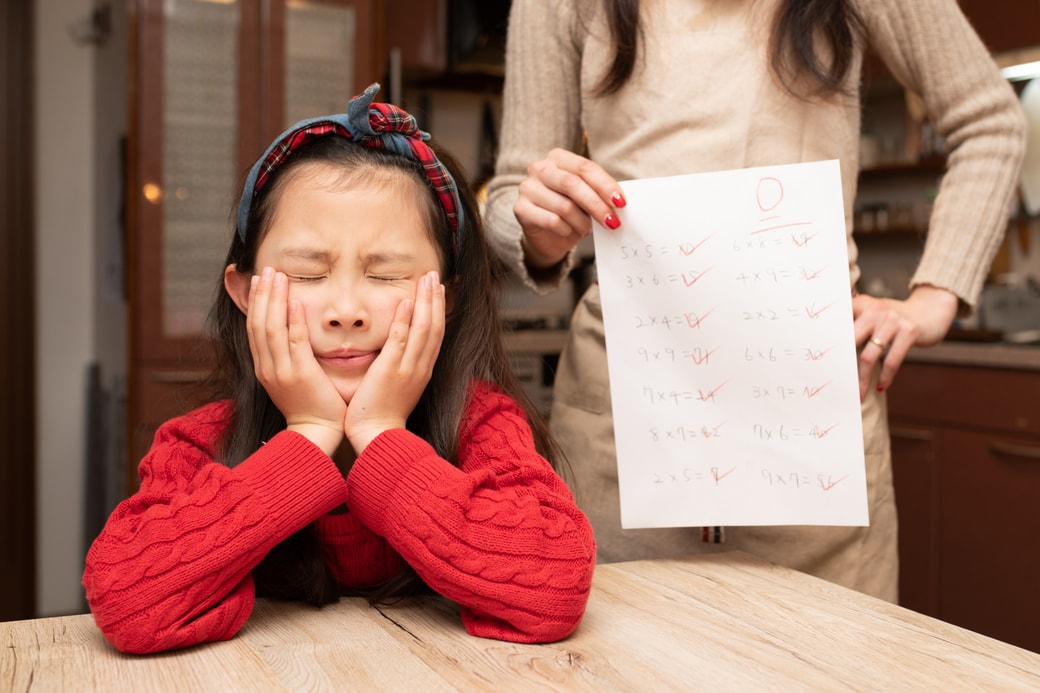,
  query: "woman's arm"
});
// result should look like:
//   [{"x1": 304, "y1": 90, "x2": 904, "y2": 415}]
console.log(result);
[
  {"x1": 851, "y1": 0, "x2": 1027, "y2": 394},
  {"x1": 484, "y1": 0, "x2": 589, "y2": 292},
  {"x1": 344, "y1": 384, "x2": 596, "y2": 643},
  {"x1": 82, "y1": 404, "x2": 347, "y2": 654},
  {"x1": 859, "y1": 0, "x2": 1026, "y2": 305}
]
